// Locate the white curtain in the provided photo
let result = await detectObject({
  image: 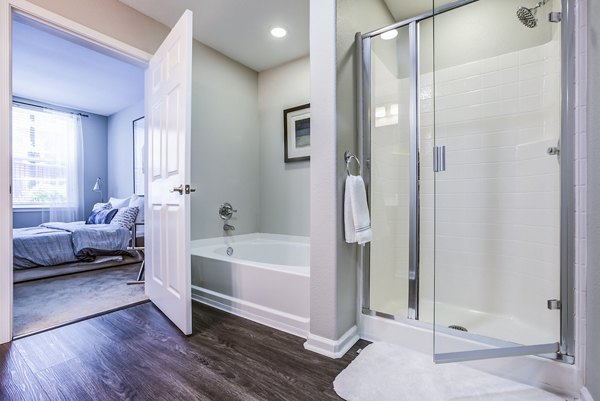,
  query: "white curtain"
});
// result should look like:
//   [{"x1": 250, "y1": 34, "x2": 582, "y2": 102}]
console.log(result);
[
  {"x1": 13, "y1": 105, "x2": 85, "y2": 222},
  {"x1": 48, "y1": 114, "x2": 84, "y2": 222}
]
